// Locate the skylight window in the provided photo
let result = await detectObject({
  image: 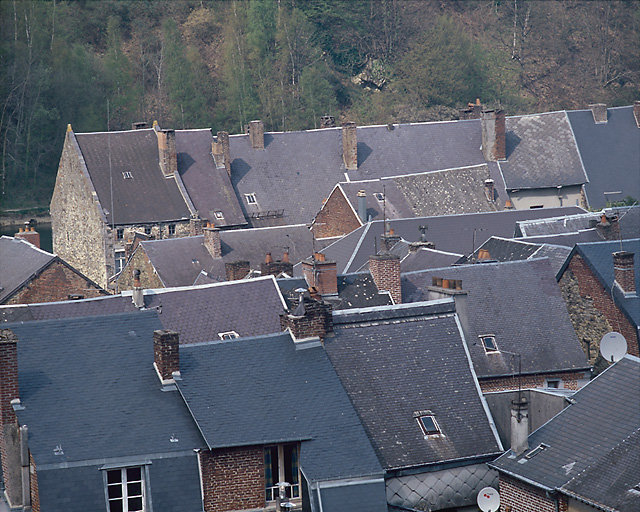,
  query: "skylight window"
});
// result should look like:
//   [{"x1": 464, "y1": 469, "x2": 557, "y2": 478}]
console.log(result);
[
  {"x1": 214, "y1": 211, "x2": 225, "y2": 220},
  {"x1": 122, "y1": 171, "x2": 133, "y2": 179},
  {"x1": 480, "y1": 335, "x2": 499, "y2": 353},
  {"x1": 417, "y1": 415, "x2": 441, "y2": 437},
  {"x1": 245, "y1": 193, "x2": 257, "y2": 205},
  {"x1": 374, "y1": 192, "x2": 385, "y2": 202},
  {"x1": 525, "y1": 443, "x2": 548, "y2": 459},
  {"x1": 218, "y1": 331, "x2": 239, "y2": 340}
]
